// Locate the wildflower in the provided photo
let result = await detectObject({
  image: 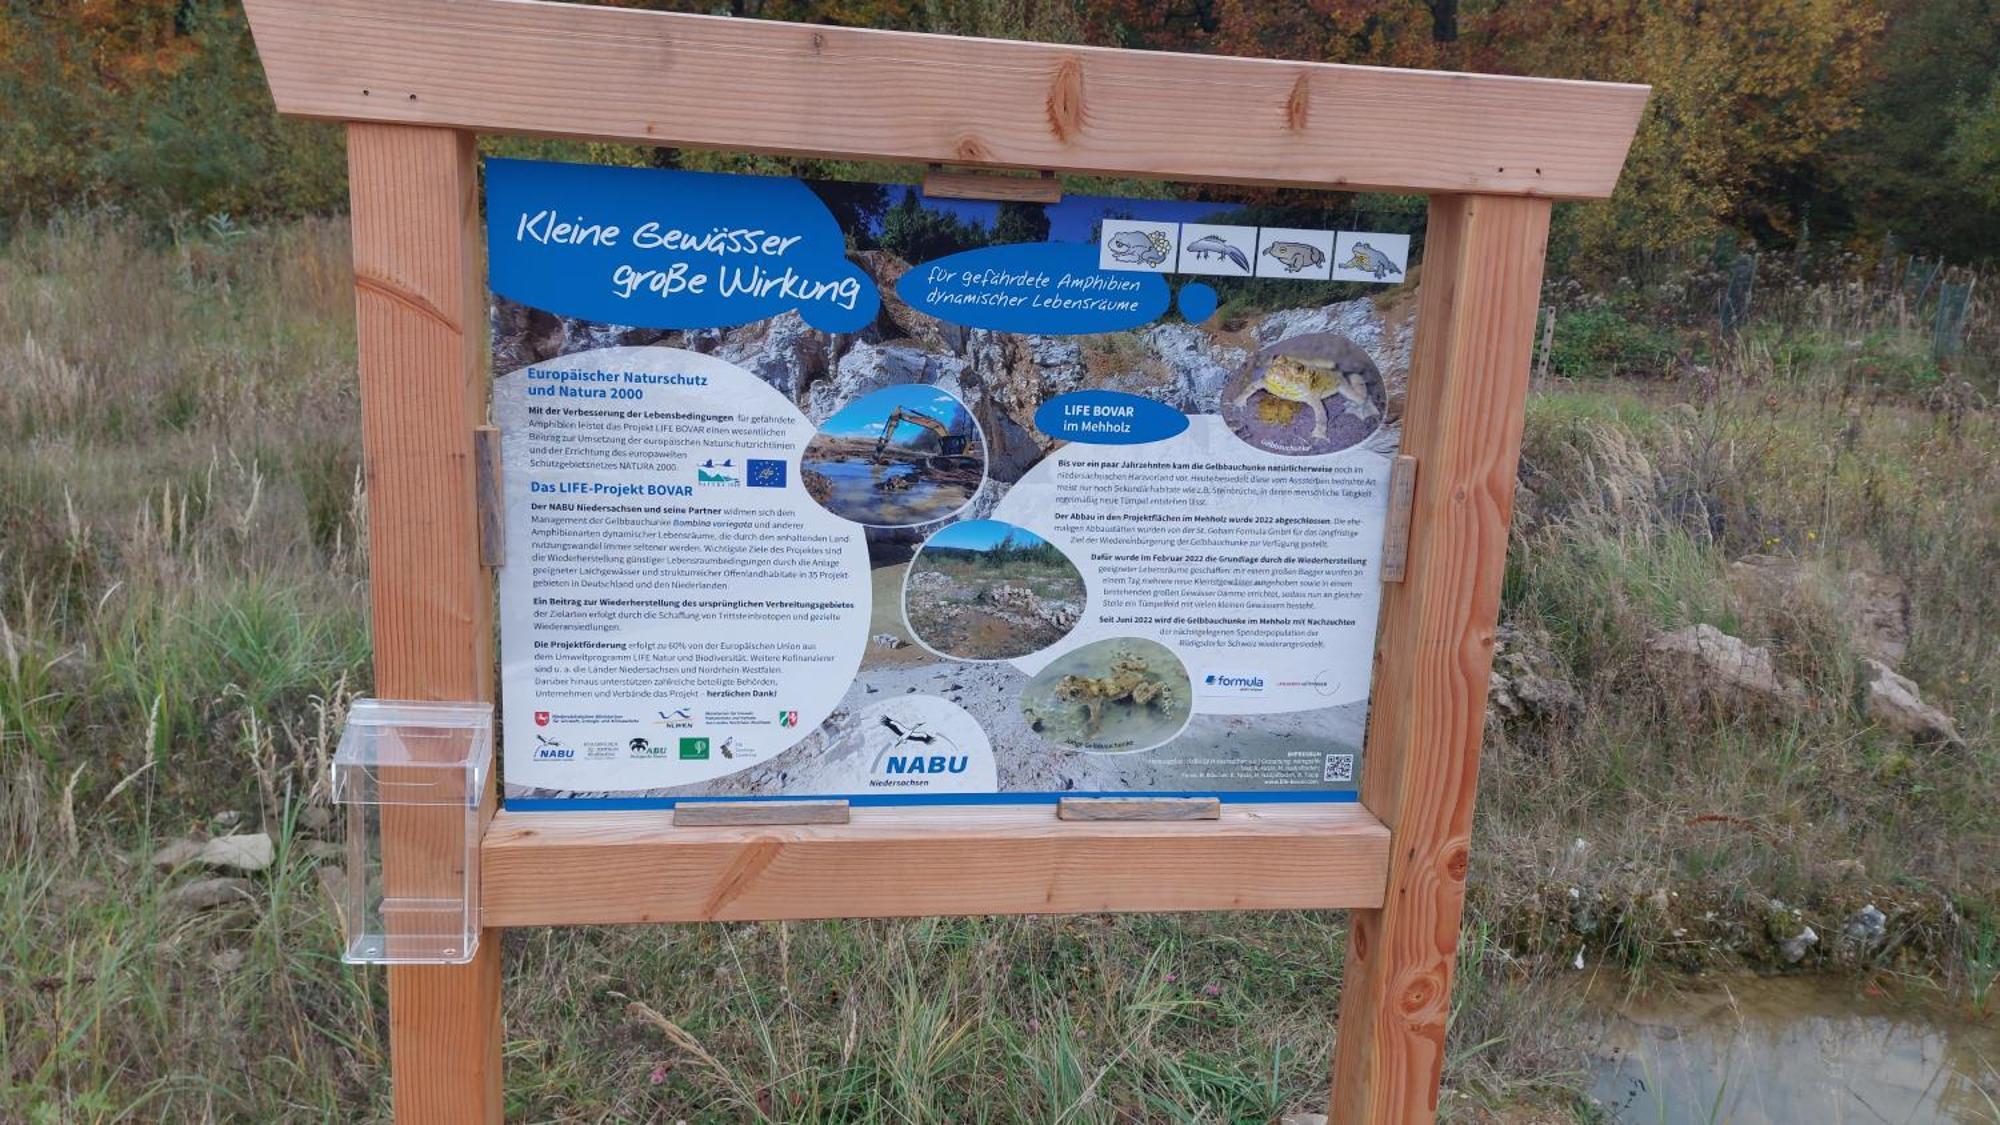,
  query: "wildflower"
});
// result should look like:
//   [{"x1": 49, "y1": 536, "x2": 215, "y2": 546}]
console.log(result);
[
  {"x1": 1163, "y1": 972, "x2": 1177, "y2": 983},
  {"x1": 1201, "y1": 982, "x2": 1222, "y2": 997},
  {"x1": 650, "y1": 1064, "x2": 669, "y2": 1085}
]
